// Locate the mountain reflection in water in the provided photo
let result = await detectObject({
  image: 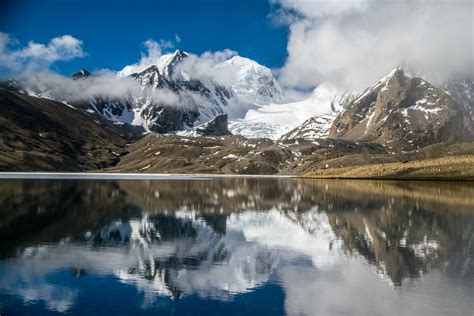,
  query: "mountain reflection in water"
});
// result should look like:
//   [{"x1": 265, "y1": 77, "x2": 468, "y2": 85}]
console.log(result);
[{"x1": 0, "y1": 178, "x2": 473, "y2": 315}]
